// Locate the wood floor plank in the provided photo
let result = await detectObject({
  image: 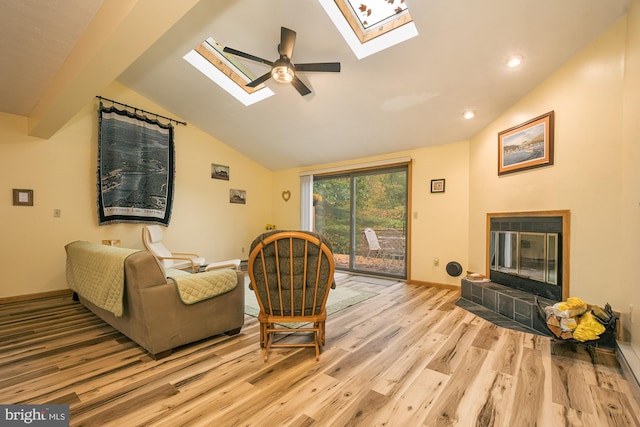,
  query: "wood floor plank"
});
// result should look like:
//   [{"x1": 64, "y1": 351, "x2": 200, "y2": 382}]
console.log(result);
[
  {"x1": 241, "y1": 373, "x2": 340, "y2": 426},
  {"x1": 550, "y1": 402, "x2": 600, "y2": 427},
  {"x1": 426, "y1": 320, "x2": 480, "y2": 375},
  {"x1": 472, "y1": 321, "x2": 503, "y2": 351},
  {"x1": 422, "y1": 346, "x2": 489, "y2": 426},
  {"x1": 370, "y1": 364, "x2": 449, "y2": 426},
  {"x1": 508, "y1": 347, "x2": 548, "y2": 426},
  {"x1": 589, "y1": 384, "x2": 640, "y2": 426},
  {"x1": 552, "y1": 356, "x2": 595, "y2": 414},
  {"x1": 196, "y1": 354, "x2": 327, "y2": 426},
  {"x1": 0, "y1": 274, "x2": 638, "y2": 426},
  {"x1": 474, "y1": 371, "x2": 516, "y2": 427},
  {"x1": 489, "y1": 328, "x2": 523, "y2": 376},
  {"x1": 370, "y1": 330, "x2": 447, "y2": 397},
  {"x1": 328, "y1": 388, "x2": 390, "y2": 426}
]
